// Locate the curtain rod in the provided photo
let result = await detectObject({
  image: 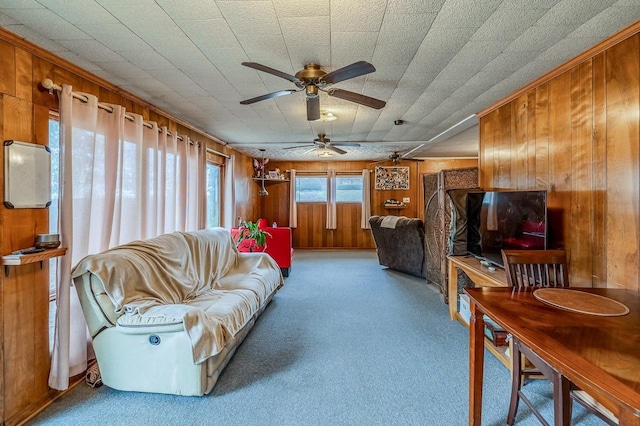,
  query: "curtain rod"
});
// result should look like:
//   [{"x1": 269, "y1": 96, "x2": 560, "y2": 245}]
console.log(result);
[
  {"x1": 41, "y1": 78, "x2": 197, "y2": 144},
  {"x1": 206, "y1": 147, "x2": 230, "y2": 158},
  {"x1": 286, "y1": 169, "x2": 365, "y2": 174}
]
